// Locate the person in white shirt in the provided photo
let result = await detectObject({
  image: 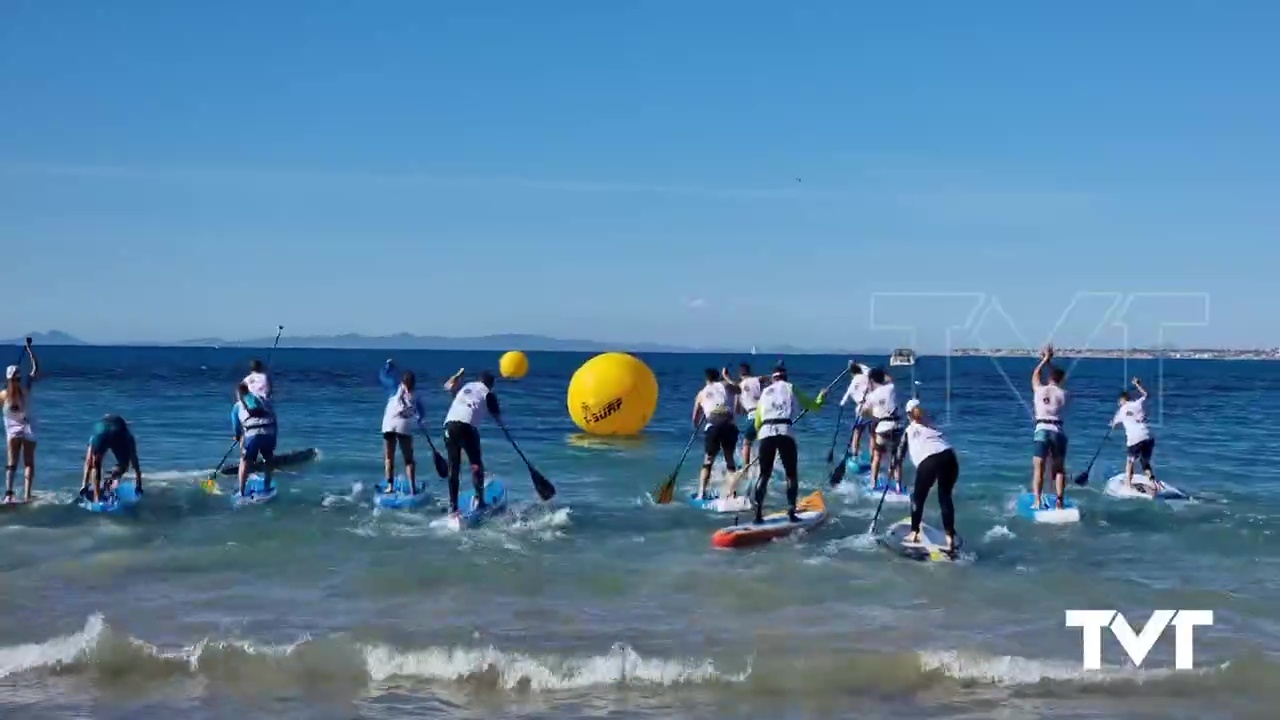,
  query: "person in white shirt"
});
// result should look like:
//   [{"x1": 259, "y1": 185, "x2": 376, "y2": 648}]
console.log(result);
[
  {"x1": 442, "y1": 368, "x2": 501, "y2": 517},
  {"x1": 894, "y1": 398, "x2": 960, "y2": 551},
  {"x1": 838, "y1": 362, "x2": 872, "y2": 458},
  {"x1": 379, "y1": 362, "x2": 424, "y2": 495},
  {"x1": 1031, "y1": 345, "x2": 1069, "y2": 509},
  {"x1": 2, "y1": 339, "x2": 38, "y2": 502},
  {"x1": 860, "y1": 367, "x2": 904, "y2": 493},
  {"x1": 750, "y1": 363, "x2": 827, "y2": 523},
  {"x1": 1112, "y1": 376, "x2": 1162, "y2": 494},
  {"x1": 243, "y1": 359, "x2": 272, "y2": 400},
  {"x1": 692, "y1": 367, "x2": 742, "y2": 500},
  {"x1": 734, "y1": 363, "x2": 764, "y2": 469}
]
